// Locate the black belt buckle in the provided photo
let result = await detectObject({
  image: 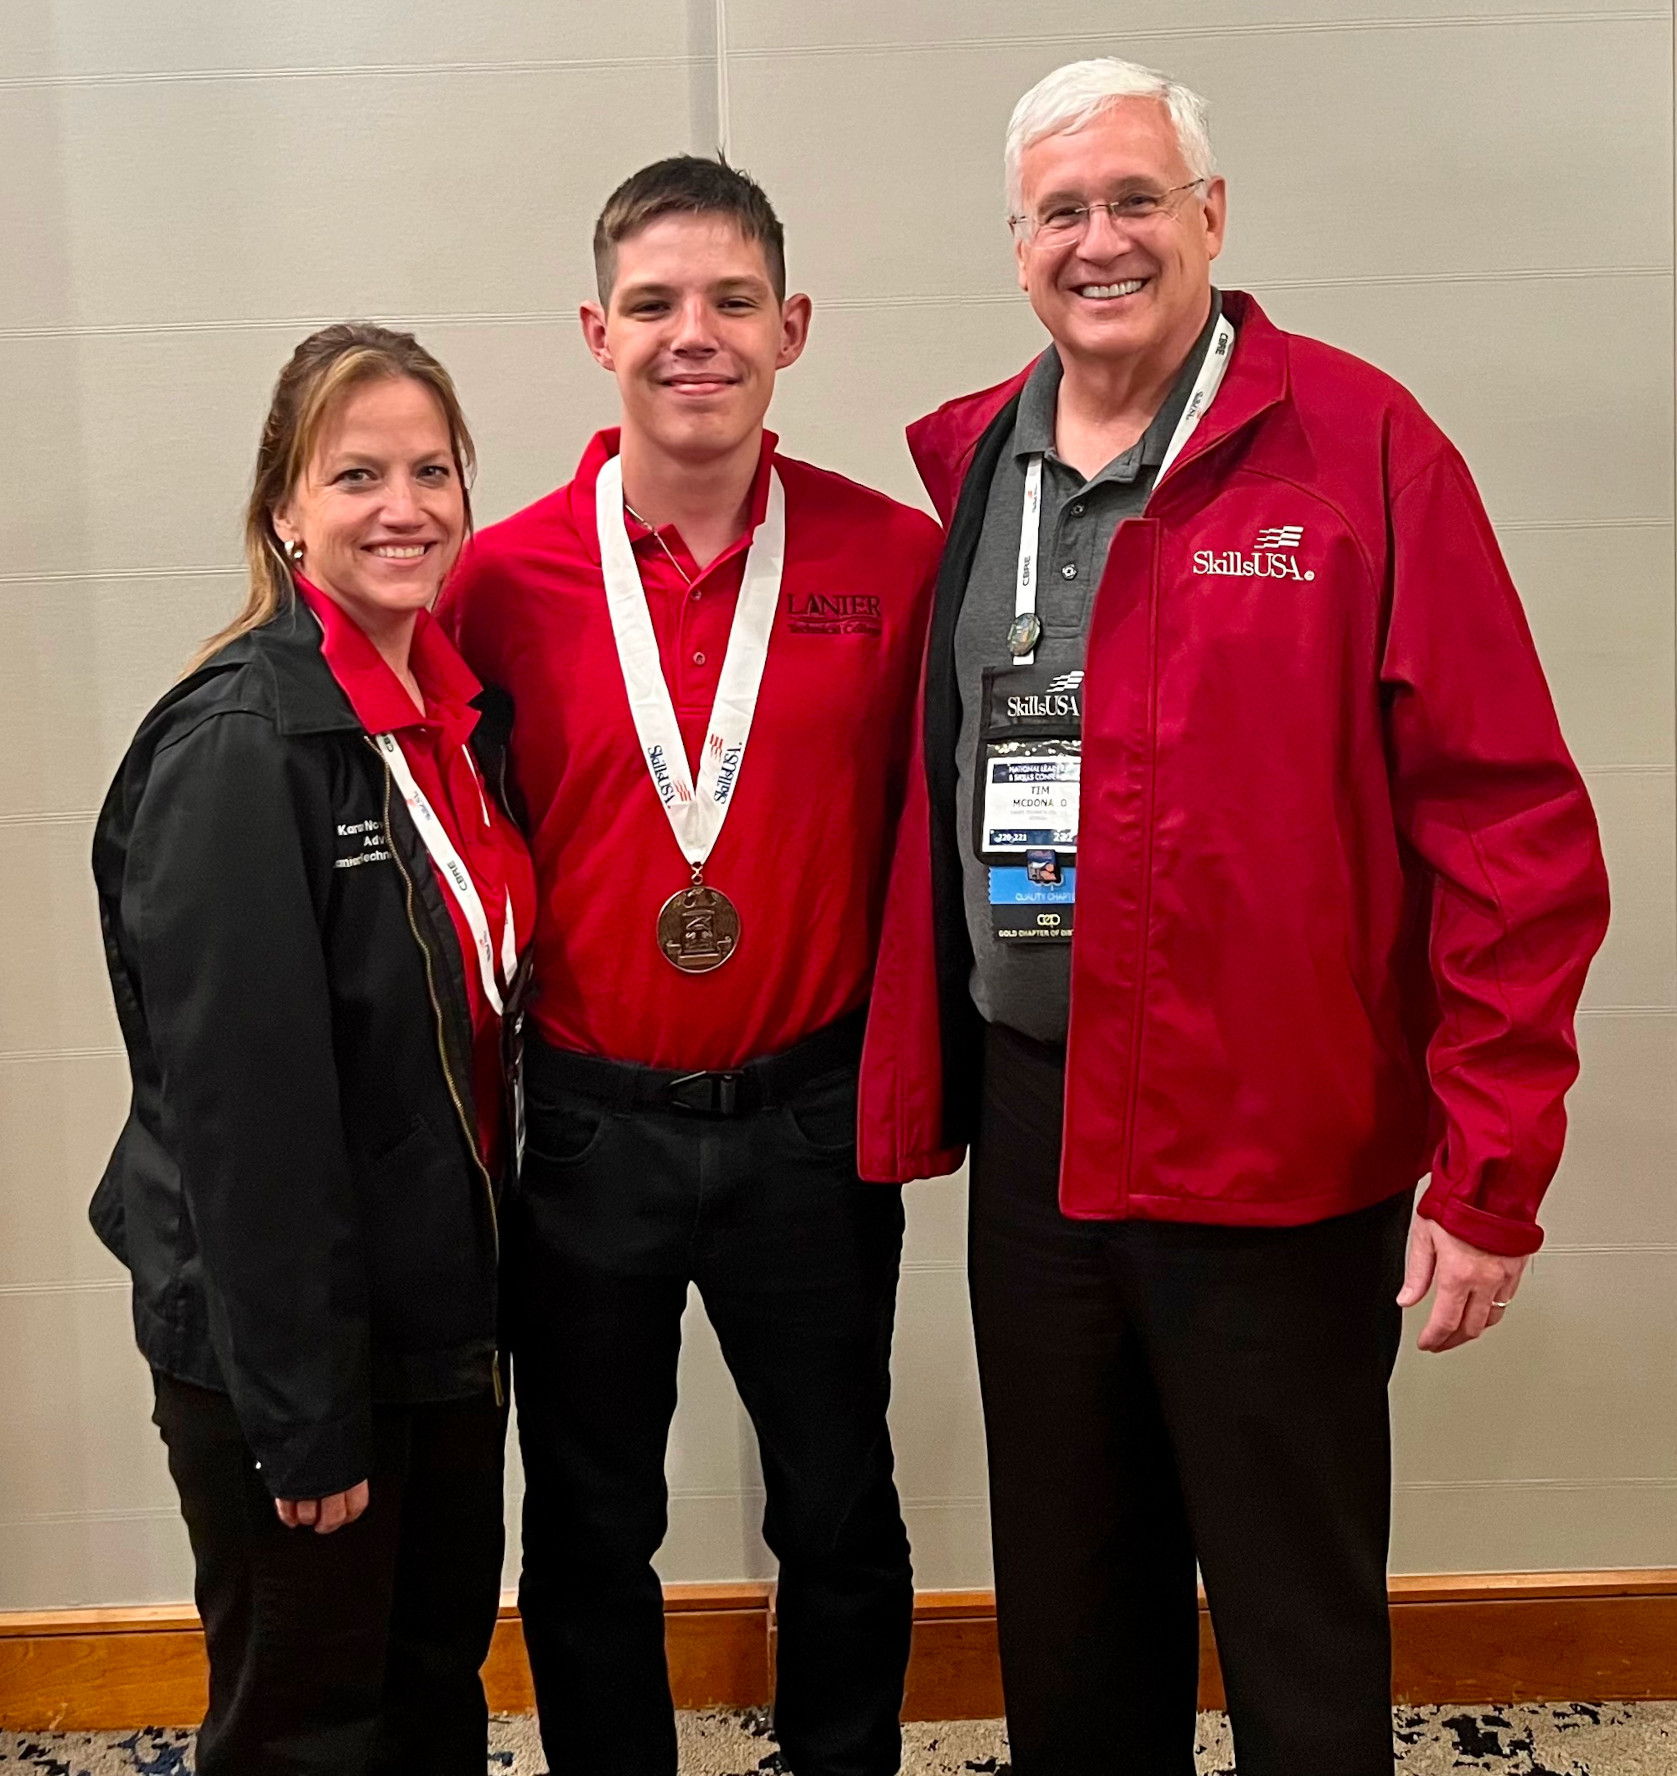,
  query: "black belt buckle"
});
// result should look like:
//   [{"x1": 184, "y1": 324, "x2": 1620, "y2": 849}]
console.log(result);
[{"x1": 667, "y1": 1069, "x2": 744, "y2": 1116}]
